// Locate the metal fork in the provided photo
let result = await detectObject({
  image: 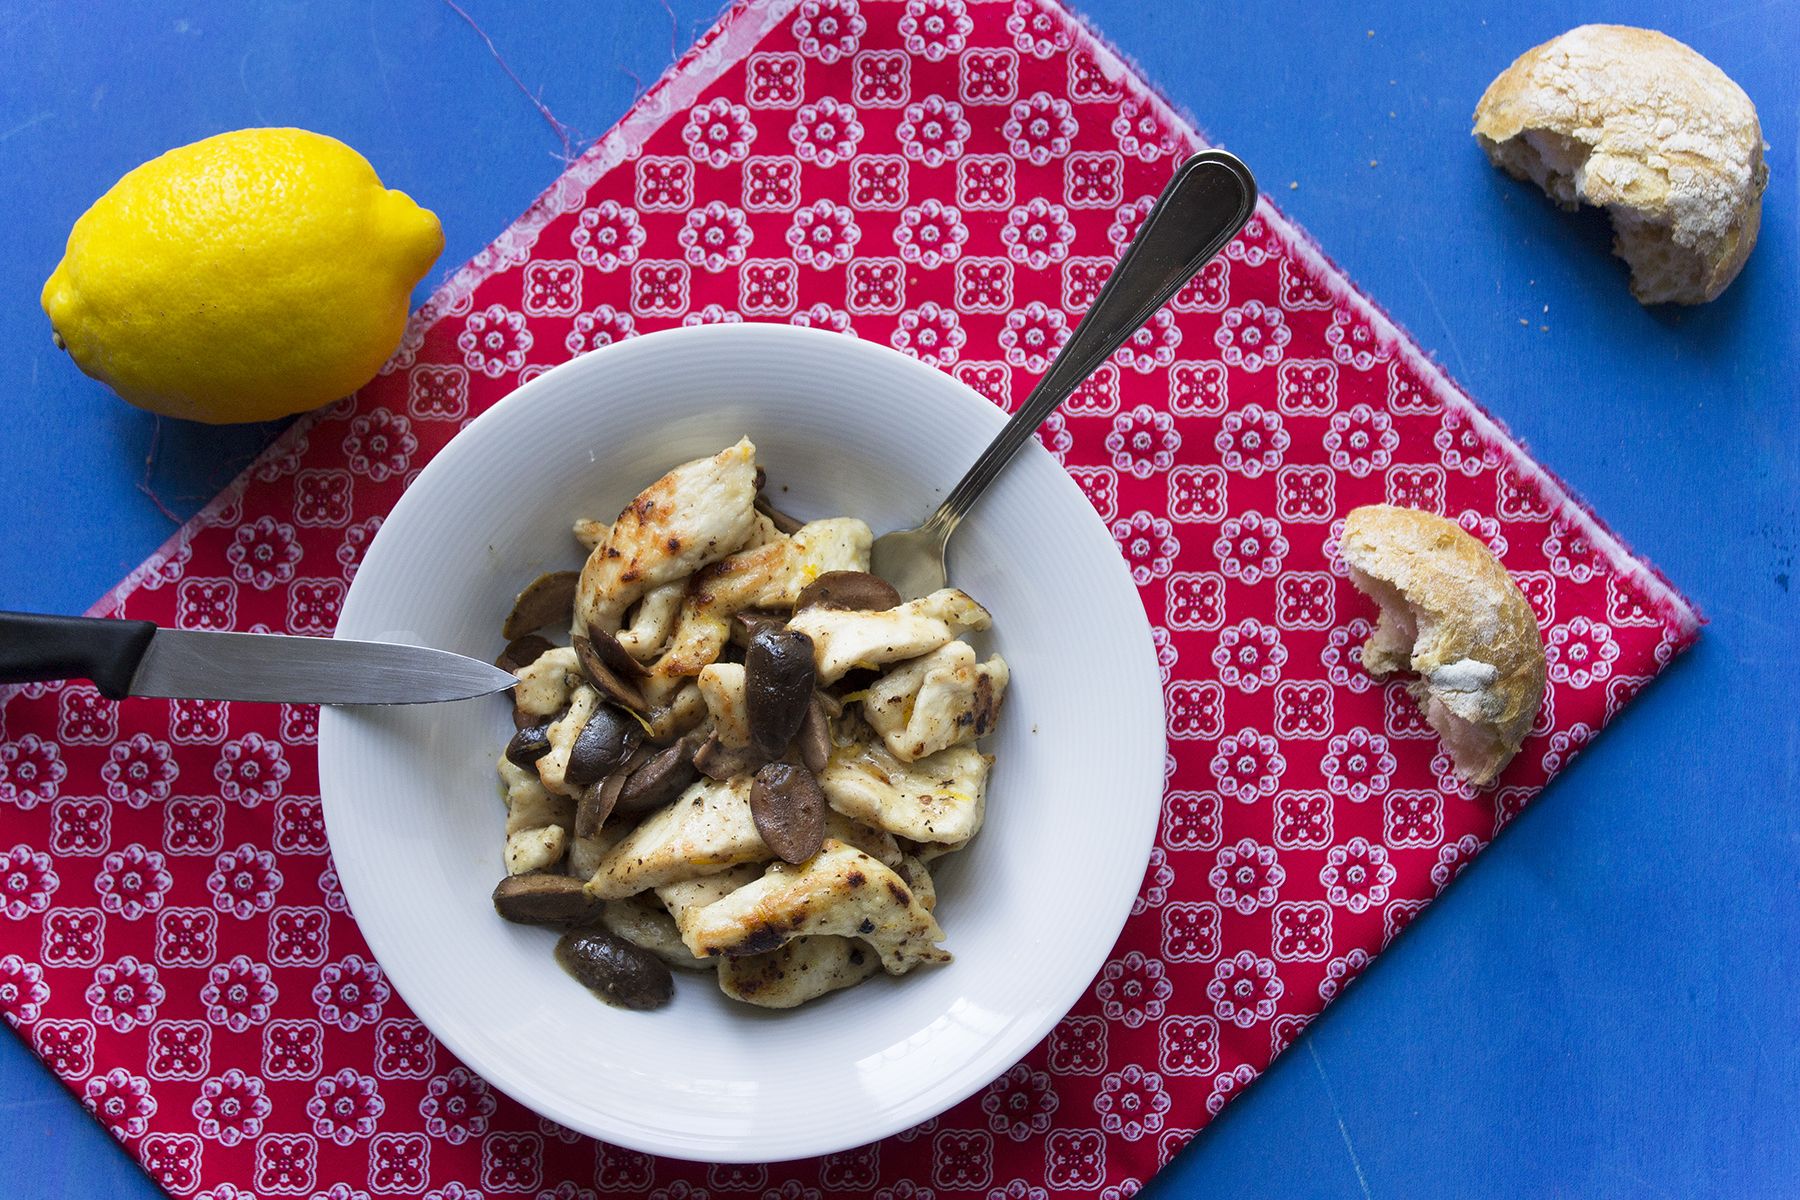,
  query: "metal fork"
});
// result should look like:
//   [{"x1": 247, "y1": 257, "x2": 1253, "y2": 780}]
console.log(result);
[{"x1": 869, "y1": 150, "x2": 1257, "y2": 598}]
